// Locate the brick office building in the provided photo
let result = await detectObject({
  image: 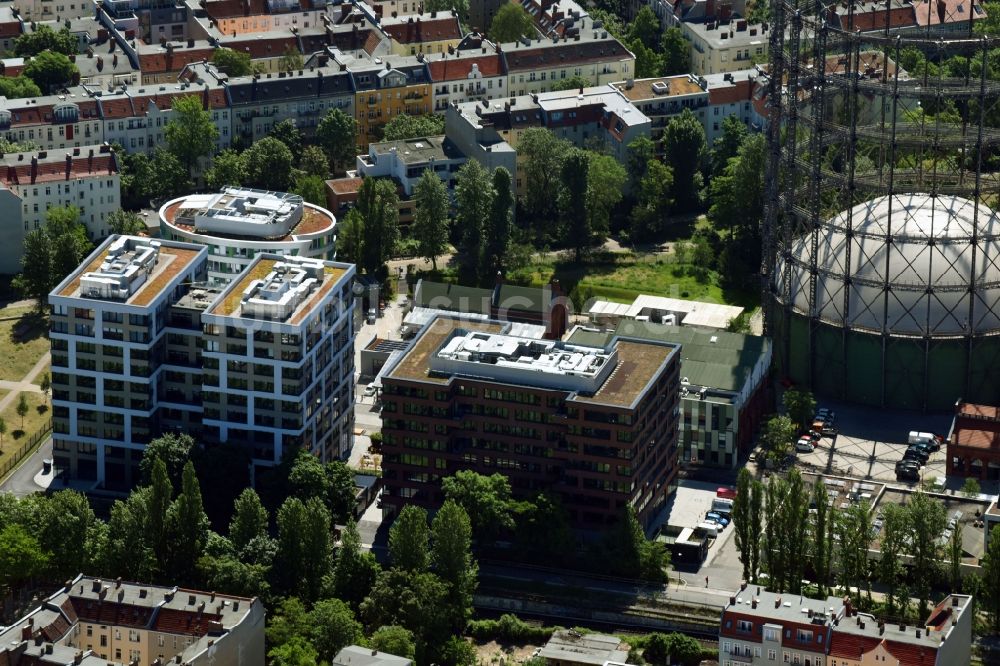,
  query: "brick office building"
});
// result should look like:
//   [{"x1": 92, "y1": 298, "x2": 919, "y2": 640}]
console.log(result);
[
  {"x1": 379, "y1": 314, "x2": 681, "y2": 529},
  {"x1": 947, "y1": 402, "x2": 1000, "y2": 481}
]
